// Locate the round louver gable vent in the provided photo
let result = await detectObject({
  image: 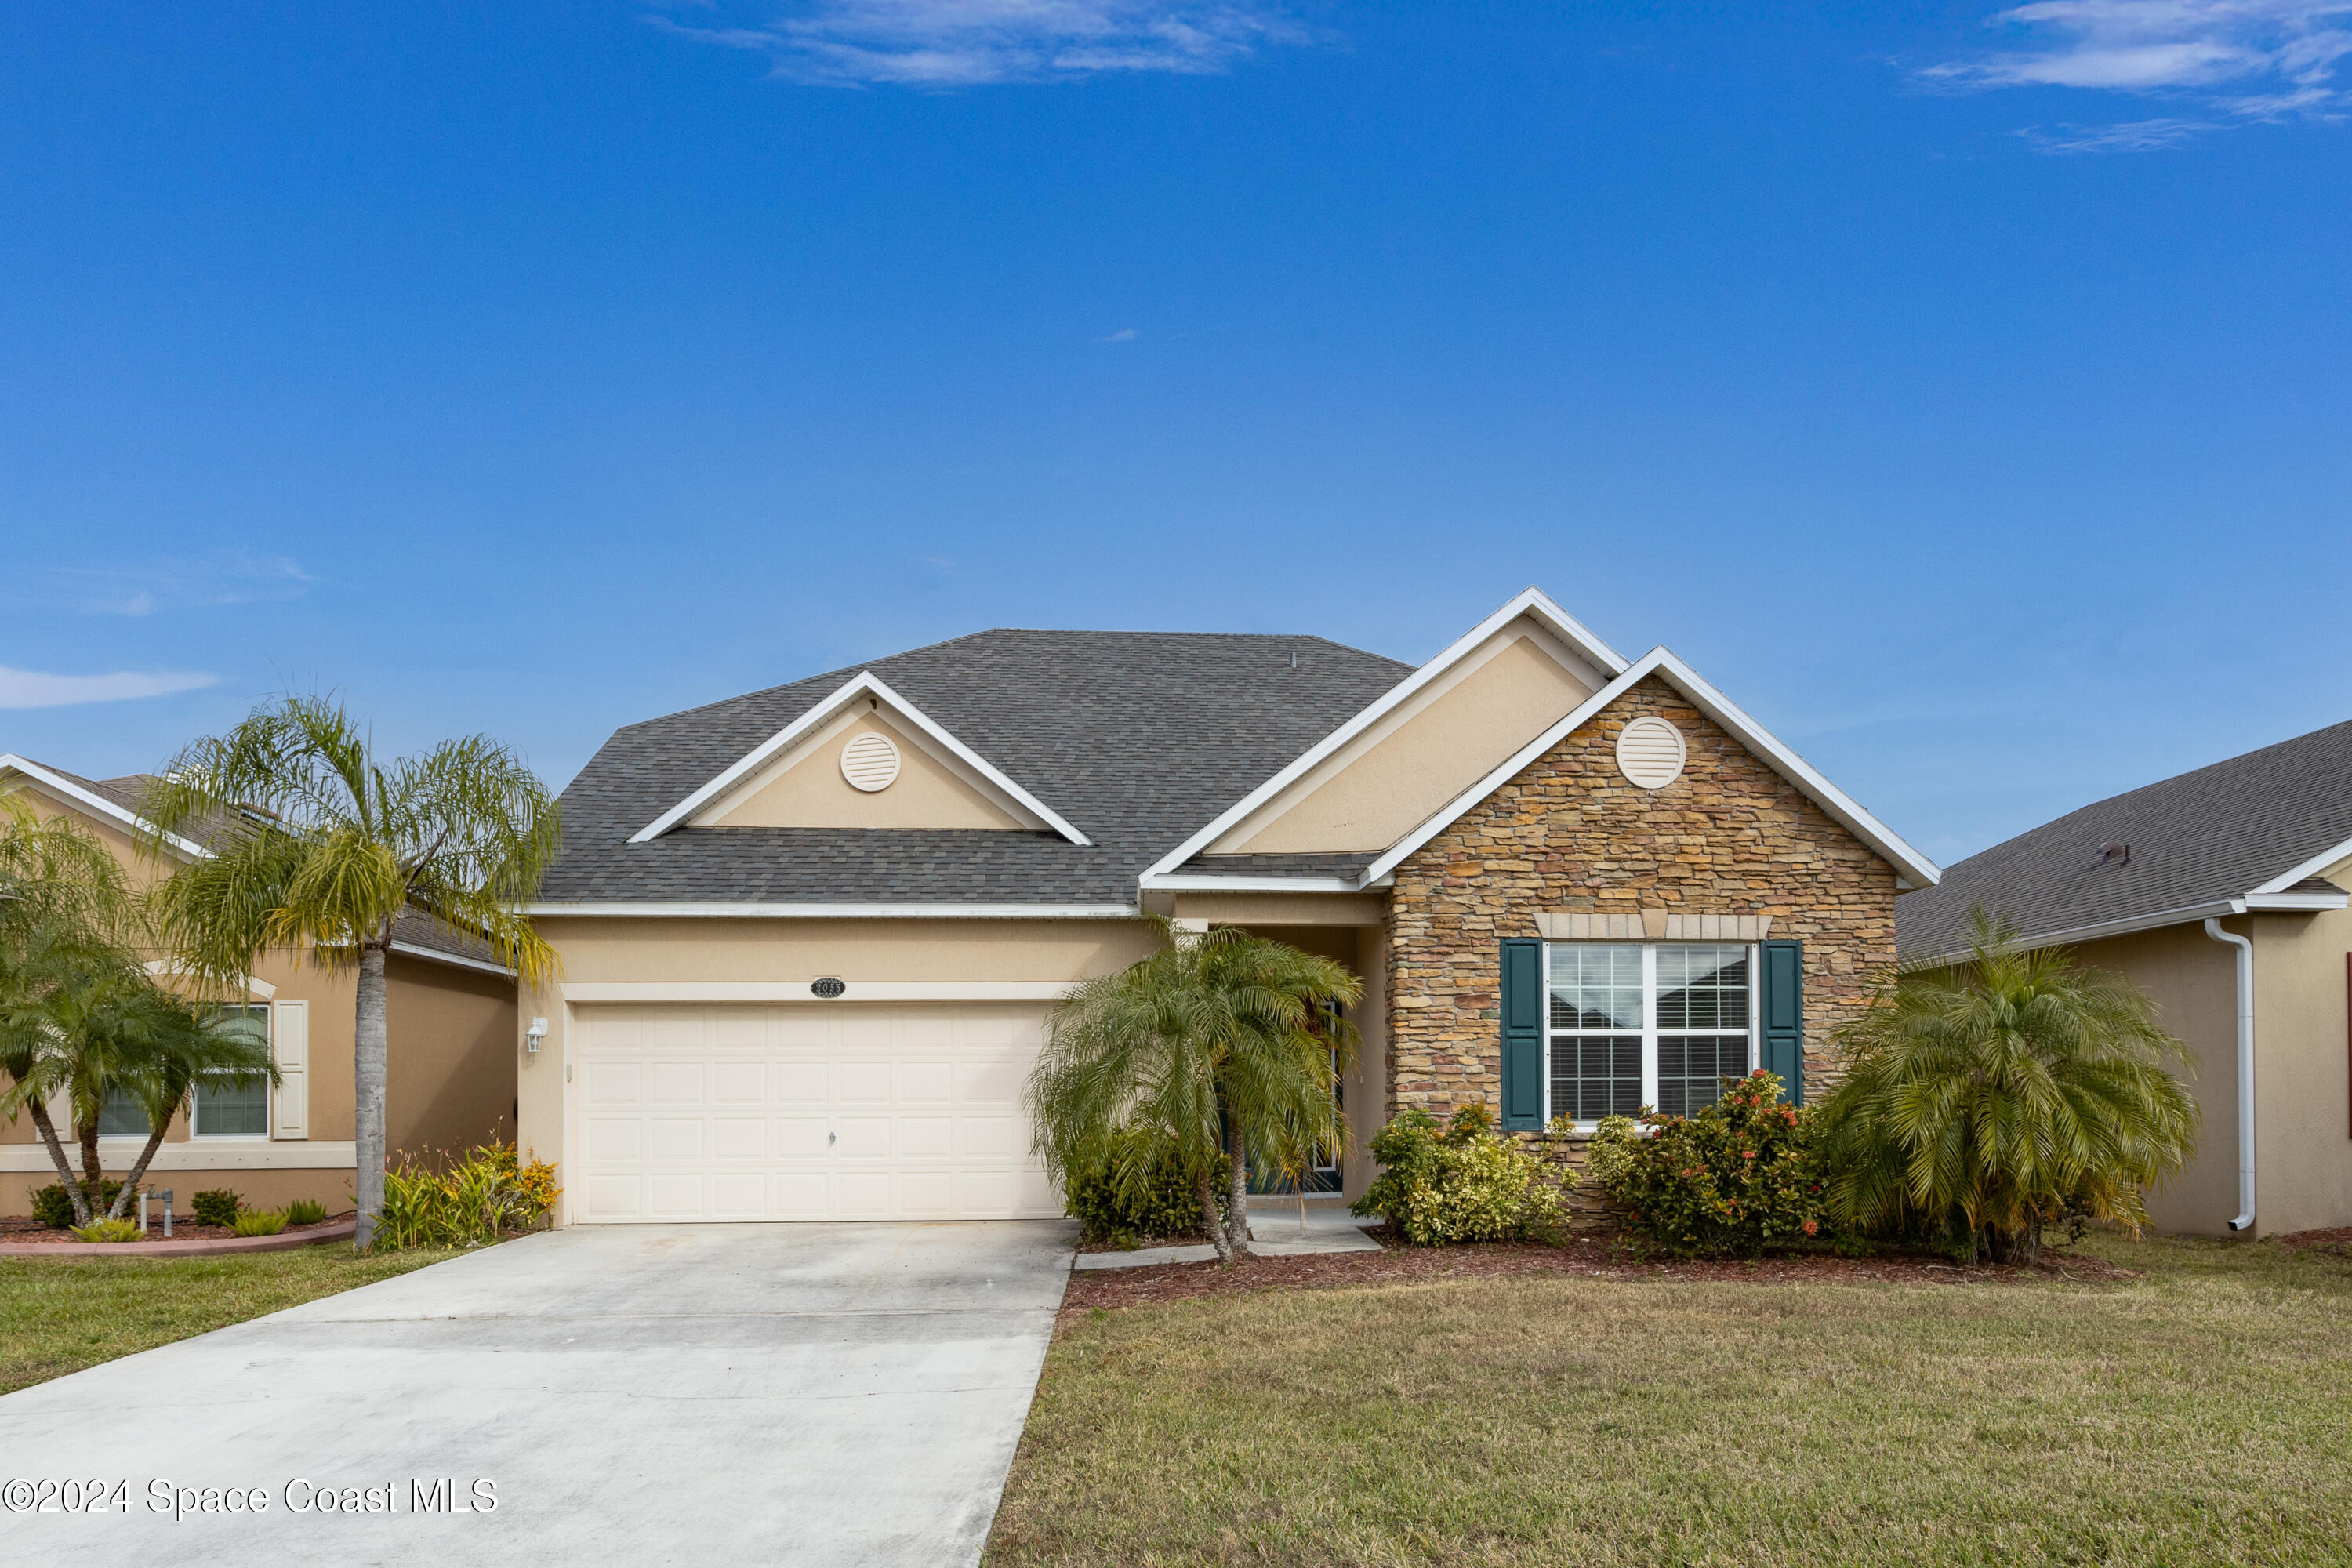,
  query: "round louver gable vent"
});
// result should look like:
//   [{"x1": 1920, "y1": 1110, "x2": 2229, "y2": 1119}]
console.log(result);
[
  {"x1": 840, "y1": 731, "x2": 902, "y2": 793},
  {"x1": 1614, "y1": 716, "x2": 1687, "y2": 789}
]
